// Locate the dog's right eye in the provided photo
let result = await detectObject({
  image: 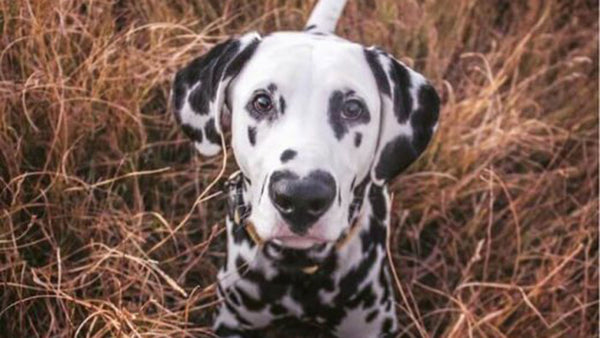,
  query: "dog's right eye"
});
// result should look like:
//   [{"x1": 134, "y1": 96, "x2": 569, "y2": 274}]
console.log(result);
[{"x1": 252, "y1": 94, "x2": 273, "y2": 113}]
